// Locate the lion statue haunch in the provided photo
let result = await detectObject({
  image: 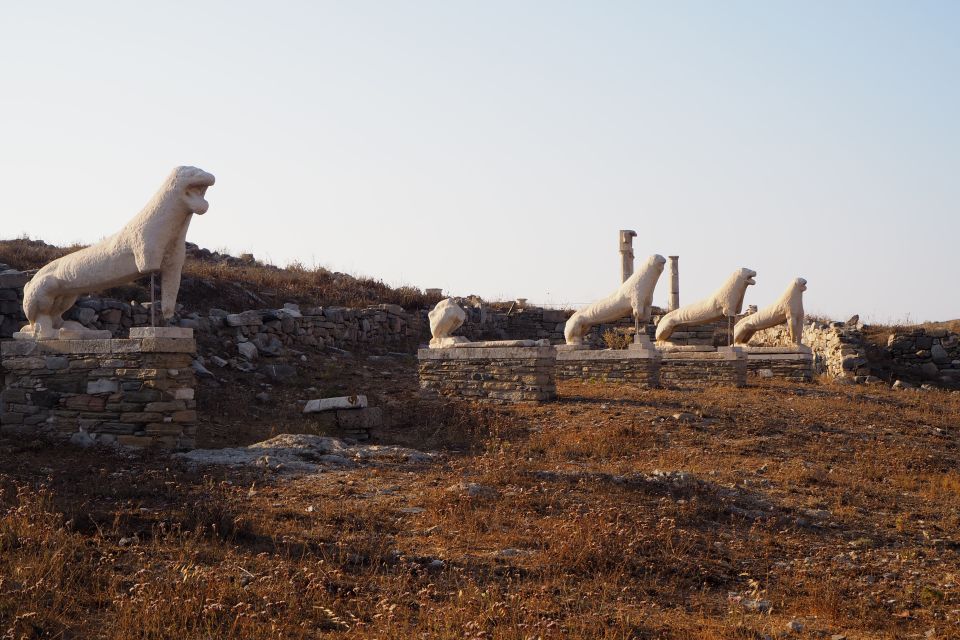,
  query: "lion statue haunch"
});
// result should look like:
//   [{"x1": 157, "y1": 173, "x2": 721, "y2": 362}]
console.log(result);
[
  {"x1": 733, "y1": 277, "x2": 806, "y2": 345},
  {"x1": 21, "y1": 166, "x2": 215, "y2": 339},
  {"x1": 428, "y1": 298, "x2": 468, "y2": 348},
  {"x1": 654, "y1": 267, "x2": 756, "y2": 342},
  {"x1": 564, "y1": 254, "x2": 666, "y2": 346}
]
